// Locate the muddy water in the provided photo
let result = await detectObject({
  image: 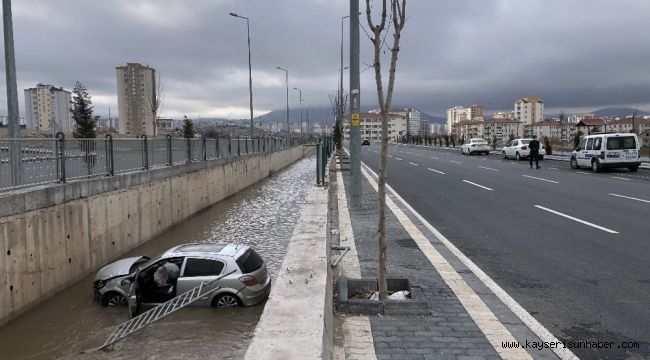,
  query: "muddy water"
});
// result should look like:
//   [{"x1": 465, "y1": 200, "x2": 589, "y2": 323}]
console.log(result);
[{"x1": 0, "y1": 156, "x2": 316, "y2": 360}]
